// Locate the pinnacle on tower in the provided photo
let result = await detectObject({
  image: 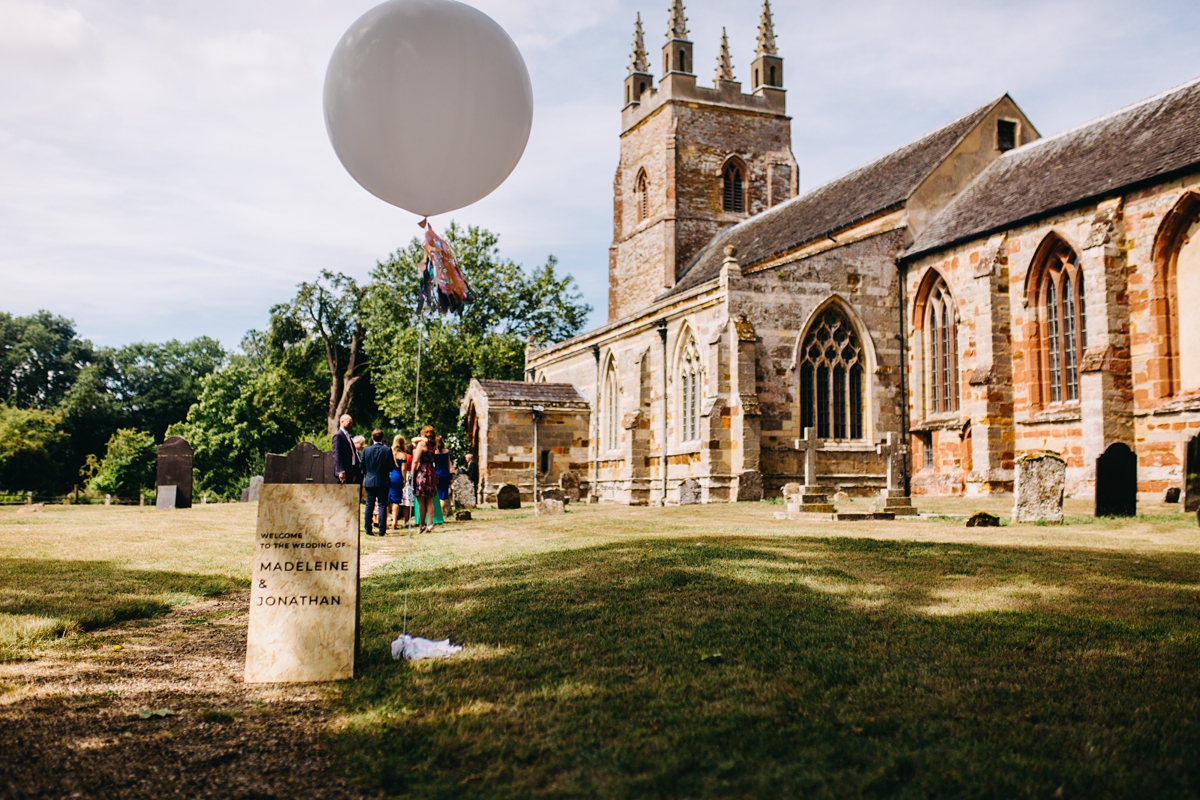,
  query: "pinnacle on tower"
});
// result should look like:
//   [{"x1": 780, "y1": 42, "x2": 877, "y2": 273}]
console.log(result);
[
  {"x1": 756, "y1": 0, "x2": 777, "y2": 56},
  {"x1": 715, "y1": 27, "x2": 735, "y2": 83},
  {"x1": 666, "y1": 0, "x2": 688, "y2": 41},
  {"x1": 628, "y1": 13, "x2": 649, "y2": 74}
]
